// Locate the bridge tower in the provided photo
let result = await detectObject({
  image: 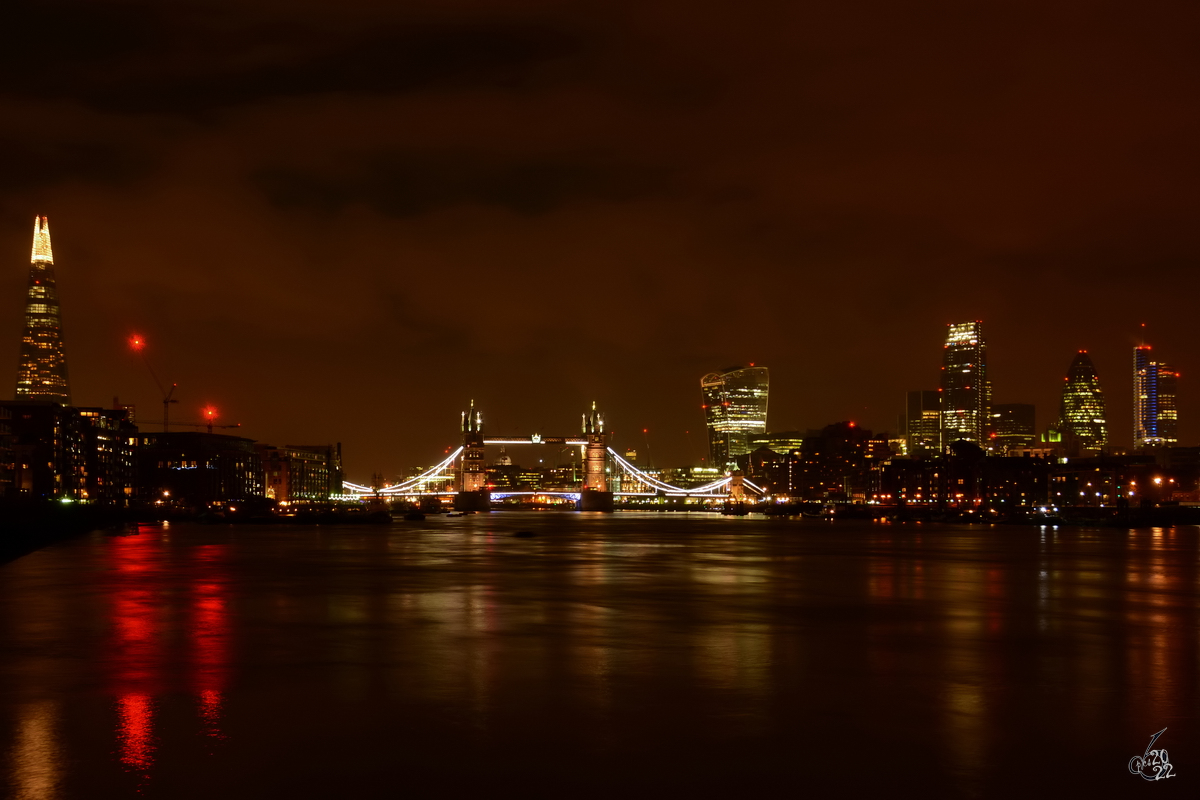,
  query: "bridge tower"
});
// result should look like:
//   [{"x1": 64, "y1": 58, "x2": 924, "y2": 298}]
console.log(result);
[
  {"x1": 579, "y1": 402, "x2": 614, "y2": 512},
  {"x1": 456, "y1": 401, "x2": 490, "y2": 511}
]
